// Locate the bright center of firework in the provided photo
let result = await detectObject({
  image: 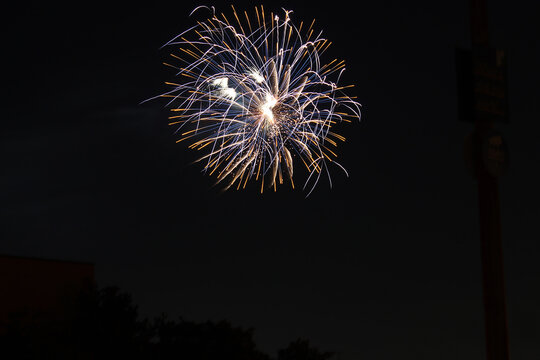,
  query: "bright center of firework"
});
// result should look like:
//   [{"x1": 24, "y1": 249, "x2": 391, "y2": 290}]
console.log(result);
[{"x1": 261, "y1": 93, "x2": 278, "y2": 124}]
